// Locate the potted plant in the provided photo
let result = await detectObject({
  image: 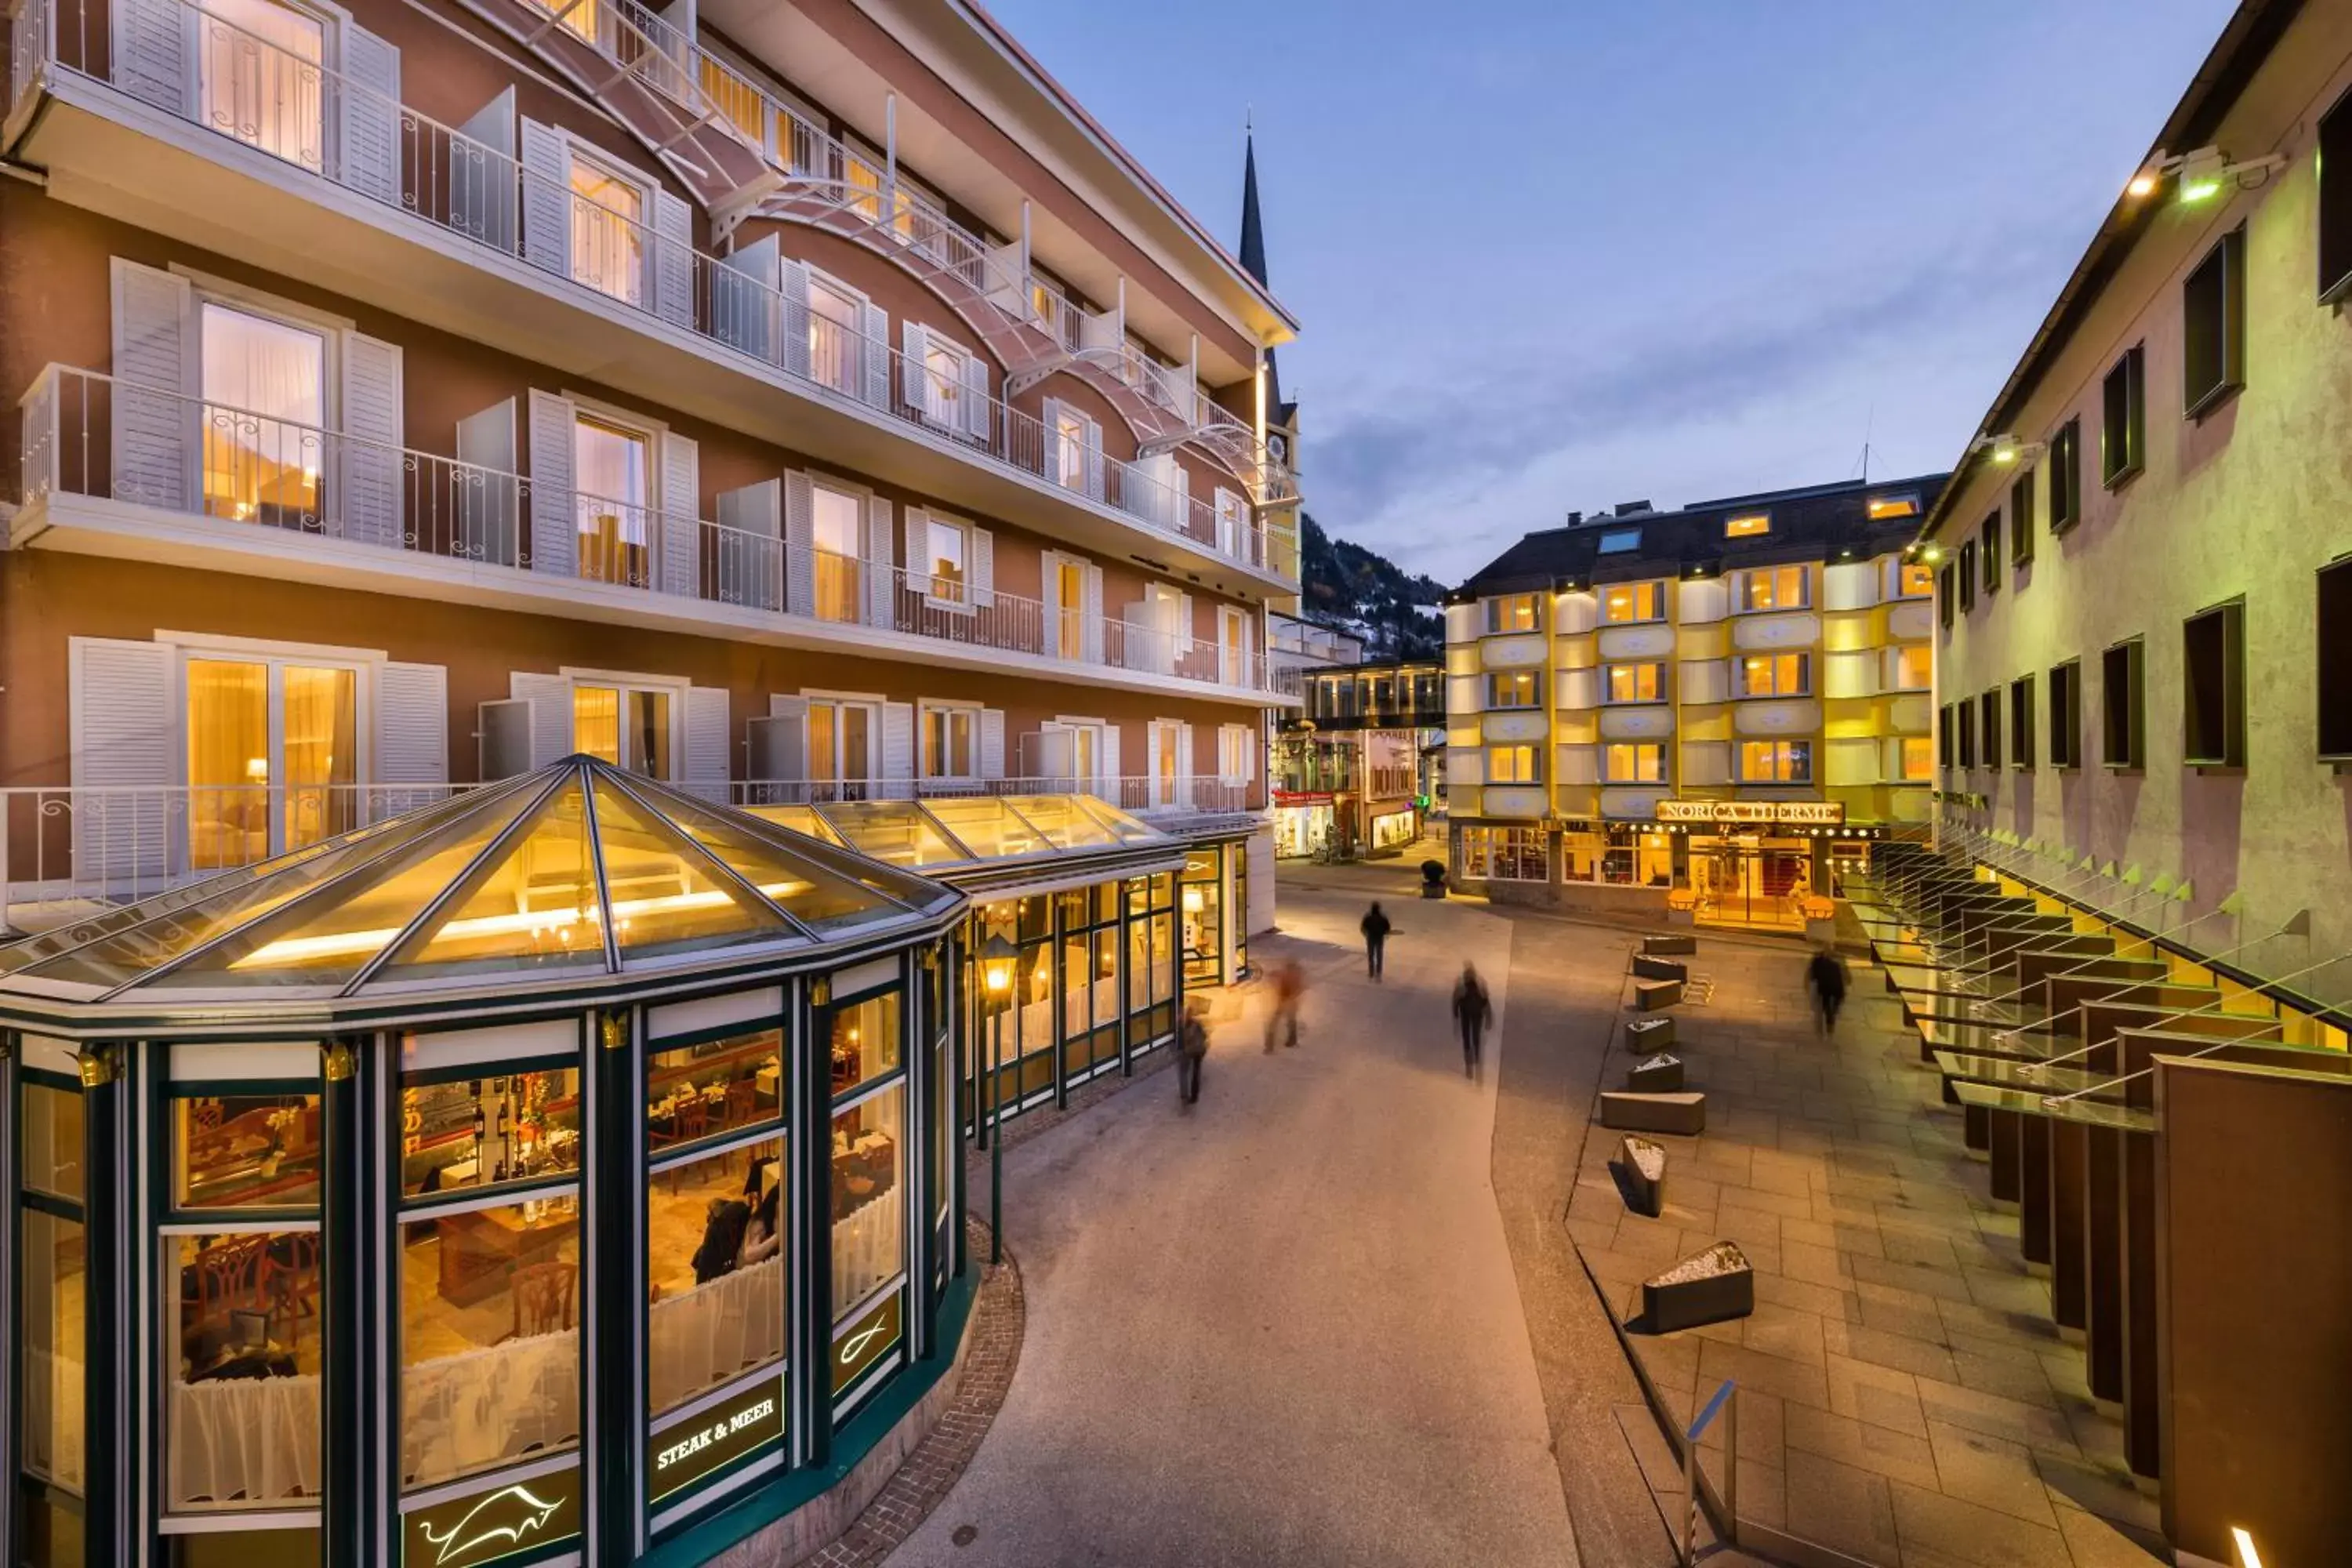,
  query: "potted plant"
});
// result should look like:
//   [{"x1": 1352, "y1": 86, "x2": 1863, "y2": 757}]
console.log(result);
[{"x1": 1419, "y1": 858, "x2": 1447, "y2": 898}]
